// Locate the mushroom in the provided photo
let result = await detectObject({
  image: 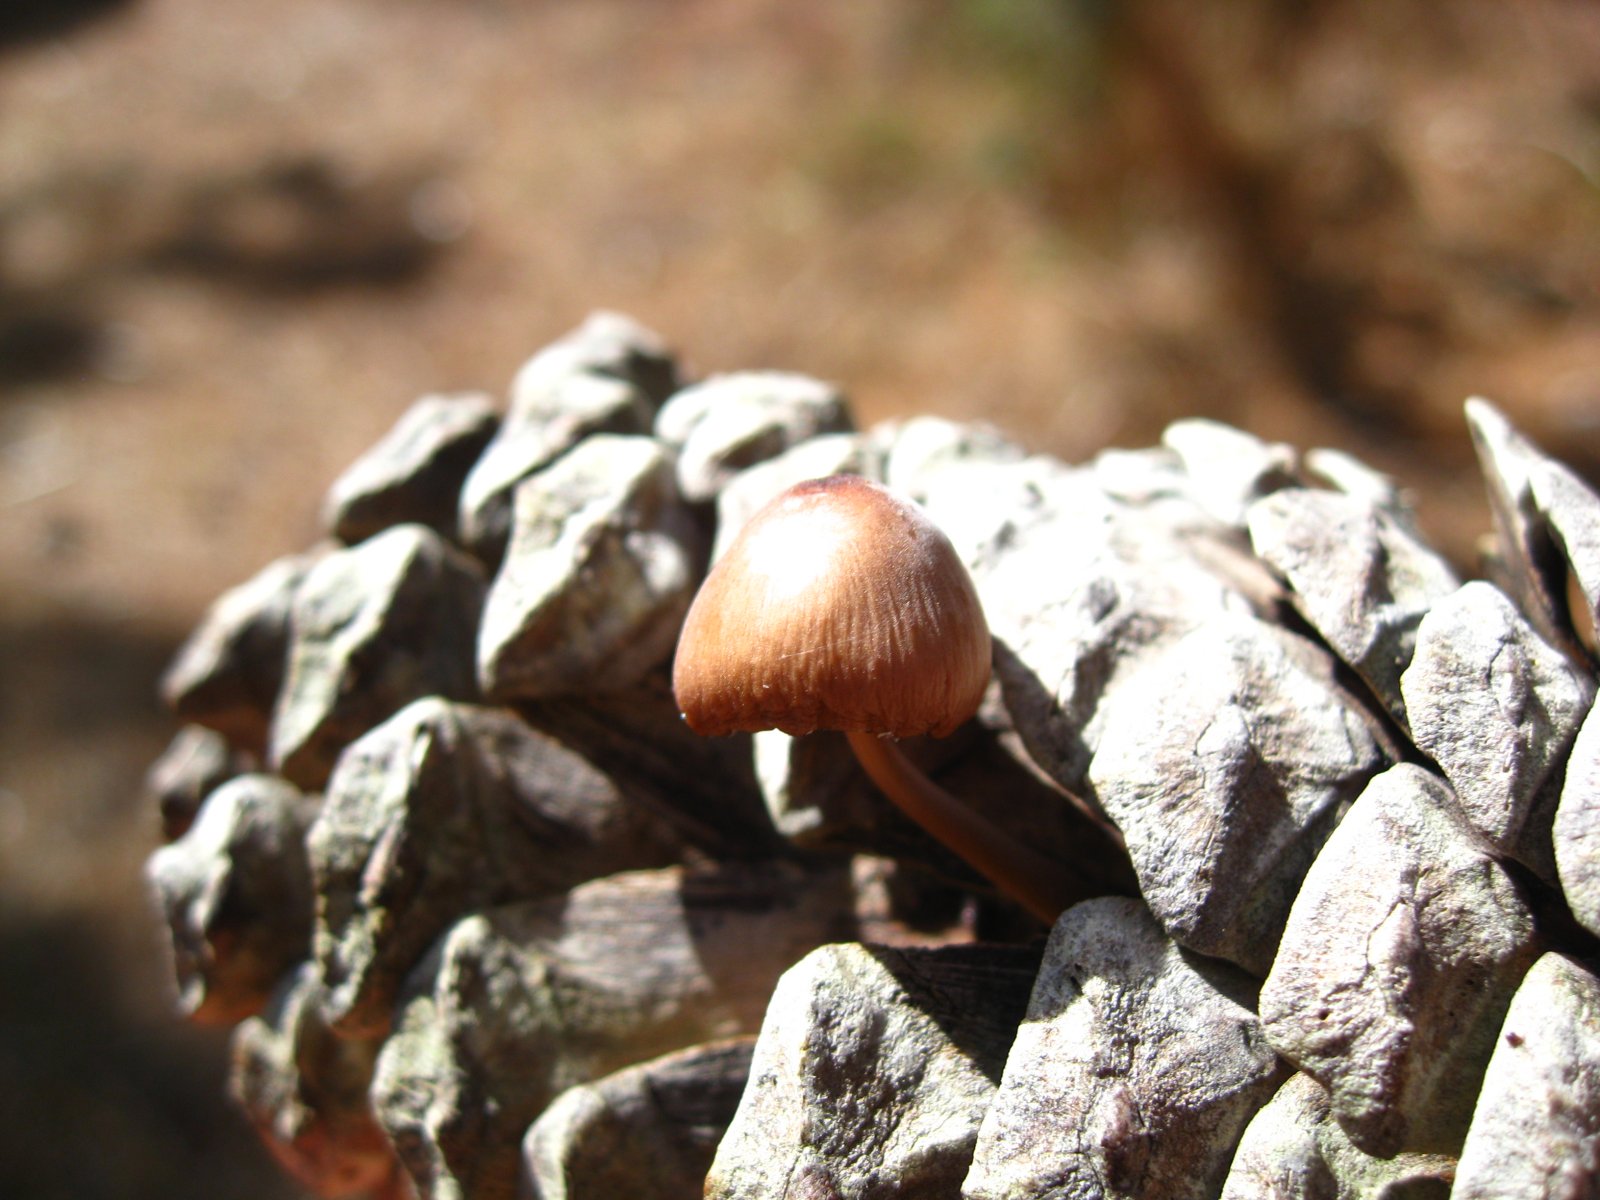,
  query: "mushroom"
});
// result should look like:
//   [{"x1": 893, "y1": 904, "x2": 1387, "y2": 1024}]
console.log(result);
[{"x1": 672, "y1": 474, "x2": 1104, "y2": 923}]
